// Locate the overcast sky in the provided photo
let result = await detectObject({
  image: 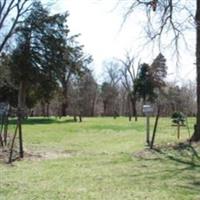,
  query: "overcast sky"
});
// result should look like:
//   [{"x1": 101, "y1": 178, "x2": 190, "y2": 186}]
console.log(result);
[{"x1": 53, "y1": 0, "x2": 196, "y2": 84}]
